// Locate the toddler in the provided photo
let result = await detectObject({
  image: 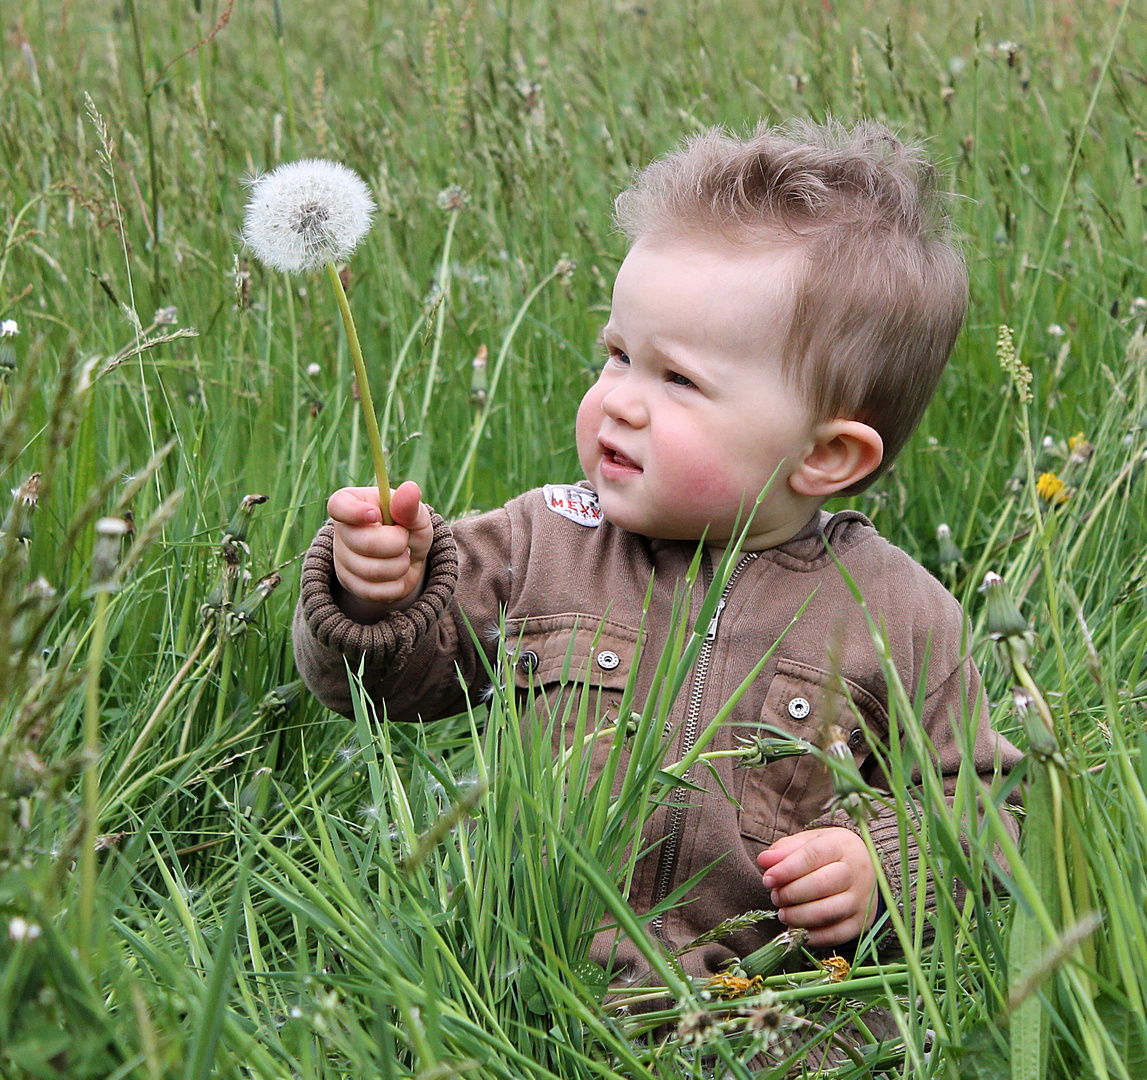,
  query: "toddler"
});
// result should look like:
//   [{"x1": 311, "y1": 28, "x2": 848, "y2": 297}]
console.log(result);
[{"x1": 294, "y1": 120, "x2": 1020, "y2": 984}]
